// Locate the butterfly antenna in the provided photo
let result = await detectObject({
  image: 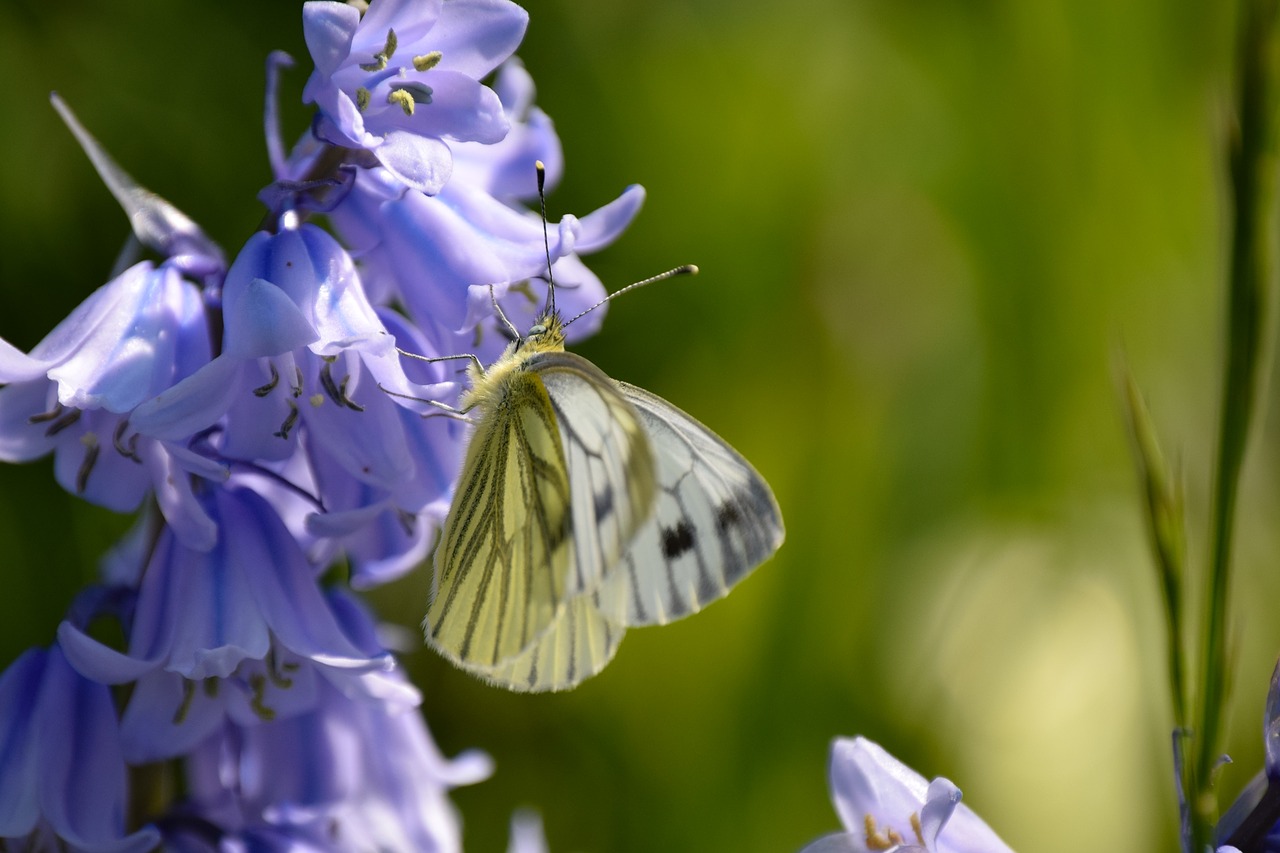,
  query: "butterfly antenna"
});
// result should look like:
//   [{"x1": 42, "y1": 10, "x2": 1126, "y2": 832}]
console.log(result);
[
  {"x1": 562, "y1": 264, "x2": 699, "y2": 330},
  {"x1": 536, "y1": 160, "x2": 557, "y2": 318}
]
